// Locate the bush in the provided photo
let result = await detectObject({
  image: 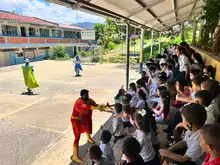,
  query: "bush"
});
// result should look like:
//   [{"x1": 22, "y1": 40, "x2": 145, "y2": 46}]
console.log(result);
[
  {"x1": 52, "y1": 45, "x2": 69, "y2": 58},
  {"x1": 108, "y1": 41, "x2": 117, "y2": 50}
]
